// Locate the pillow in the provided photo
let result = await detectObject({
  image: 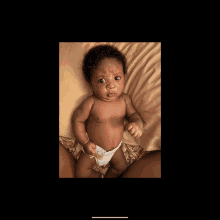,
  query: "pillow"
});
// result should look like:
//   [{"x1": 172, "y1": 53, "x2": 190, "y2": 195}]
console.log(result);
[
  {"x1": 121, "y1": 42, "x2": 161, "y2": 151},
  {"x1": 59, "y1": 42, "x2": 161, "y2": 150}
]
